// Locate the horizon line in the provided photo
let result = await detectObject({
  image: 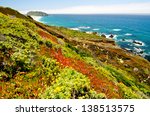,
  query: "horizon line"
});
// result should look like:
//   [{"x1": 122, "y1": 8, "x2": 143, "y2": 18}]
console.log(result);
[{"x1": 21, "y1": 11, "x2": 150, "y2": 15}]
